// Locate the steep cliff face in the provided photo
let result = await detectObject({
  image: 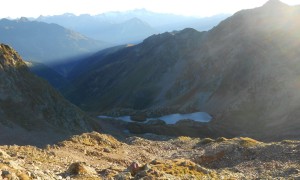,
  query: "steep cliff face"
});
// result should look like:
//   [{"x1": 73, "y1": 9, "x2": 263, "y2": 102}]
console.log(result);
[{"x1": 0, "y1": 44, "x2": 93, "y2": 145}]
